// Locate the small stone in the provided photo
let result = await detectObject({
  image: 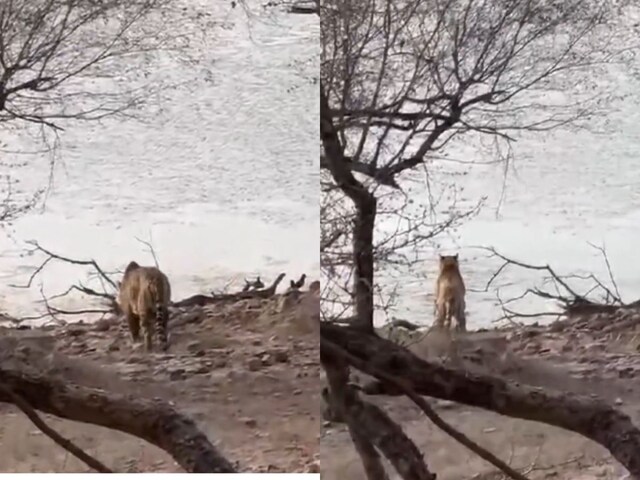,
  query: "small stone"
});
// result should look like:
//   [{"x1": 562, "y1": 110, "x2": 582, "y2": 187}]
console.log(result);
[
  {"x1": 187, "y1": 341, "x2": 201, "y2": 352},
  {"x1": 434, "y1": 399, "x2": 456, "y2": 410},
  {"x1": 247, "y1": 358, "x2": 262, "y2": 371},
  {"x1": 194, "y1": 365, "x2": 210, "y2": 374},
  {"x1": 92, "y1": 318, "x2": 113, "y2": 332},
  {"x1": 307, "y1": 461, "x2": 320, "y2": 473},
  {"x1": 482, "y1": 427, "x2": 497, "y2": 433},
  {"x1": 194, "y1": 349, "x2": 206, "y2": 357},
  {"x1": 293, "y1": 389, "x2": 303, "y2": 395},
  {"x1": 615, "y1": 397, "x2": 624, "y2": 406},
  {"x1": 617, "y1": 367, "x2": 635, "y2": 379},
  {"x1": 16, "y1": 345, "x2": 30, "y2": 356},
  {"x1": 169, "y1": 369, "x2": 186, "y2": 381},
  {"x1": 272, "y1": 350, "x2": 289, "y2": 363},
  {"x1": 260, "y1": 354, "x2": 273, "y2": 366},
  {"x1": 66, "y1": 327, "x2": 85, "y2": 337},
  {"x1": 107, "y1": 342, "x2": 120, "y2": 352},
  {"x1": 240, "y1": 417, "x2": 257, "y2": 428}
]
